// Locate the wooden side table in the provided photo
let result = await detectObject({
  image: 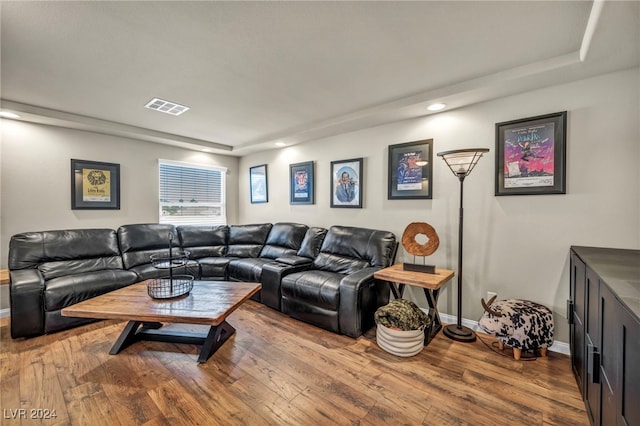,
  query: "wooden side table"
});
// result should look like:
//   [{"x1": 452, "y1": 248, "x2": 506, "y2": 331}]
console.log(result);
[
  {"x1": 0, "y1": 269, "x2": 9, "y2": 285},
  {"x1": 374, "y1": 264, "x2": 454, "y2": 343}
]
